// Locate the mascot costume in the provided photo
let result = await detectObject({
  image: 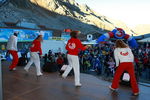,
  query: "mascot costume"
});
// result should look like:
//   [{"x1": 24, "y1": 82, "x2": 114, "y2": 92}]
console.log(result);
[{"x1": 97, "y1": 28, "x2": 138, "y2": 48}]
